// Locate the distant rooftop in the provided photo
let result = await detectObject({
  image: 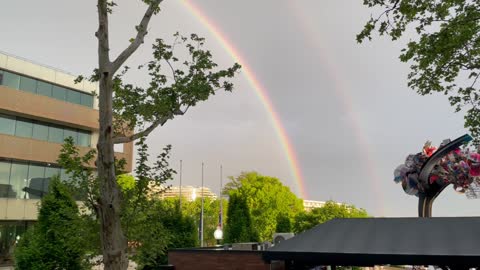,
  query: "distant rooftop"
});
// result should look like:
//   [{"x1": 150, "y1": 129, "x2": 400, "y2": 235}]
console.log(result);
[
  {"x1": 0, "y1": 50, "x2": 75, "y2": 76},
  {"x1": 0, "y1": 50, "x2": 98, "y2": 95}
]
